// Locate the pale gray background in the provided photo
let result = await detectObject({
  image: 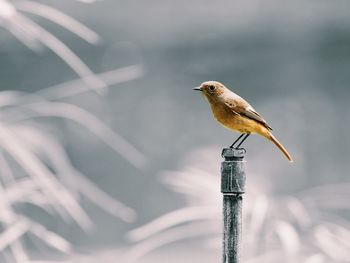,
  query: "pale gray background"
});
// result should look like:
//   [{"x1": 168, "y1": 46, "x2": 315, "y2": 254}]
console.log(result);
[{"x1": 1, "y1": 0, "x2": 349, "y2": 261}]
